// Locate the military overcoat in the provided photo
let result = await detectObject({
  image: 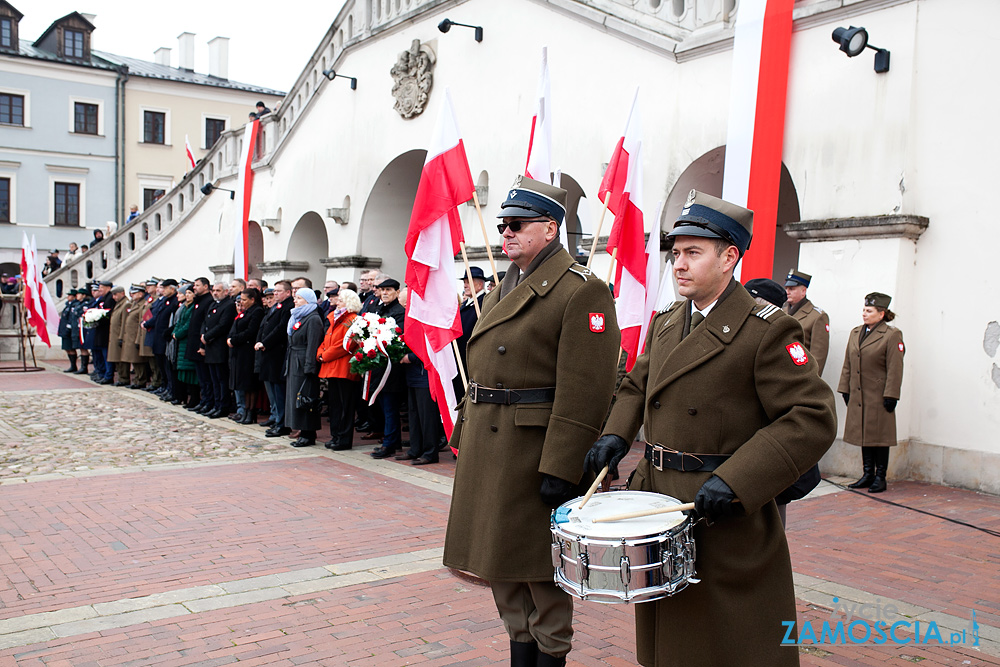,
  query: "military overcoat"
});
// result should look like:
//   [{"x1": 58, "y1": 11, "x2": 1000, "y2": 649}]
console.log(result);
[
  {"x1": 837, "y1": 321, "x2": 904, "y2": 447},
  {"x1": 785, "y1": 298, "x2": 830, "y2": 373},
  {"x1": 121, "y1": 299, "x2": 145, "y2": 364},
  {"x1": 107, "y1": 297, "x2": 129, "y2": 364},
  {"x1": 603, "y1": 281, "x2": 837, "y2": 667},
  {"x1": 136, "y1": 297, "x2": 155, "y2": 358},
  {"x1": 443, "y1": 249, "x2": 620, "y2": 583}
]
